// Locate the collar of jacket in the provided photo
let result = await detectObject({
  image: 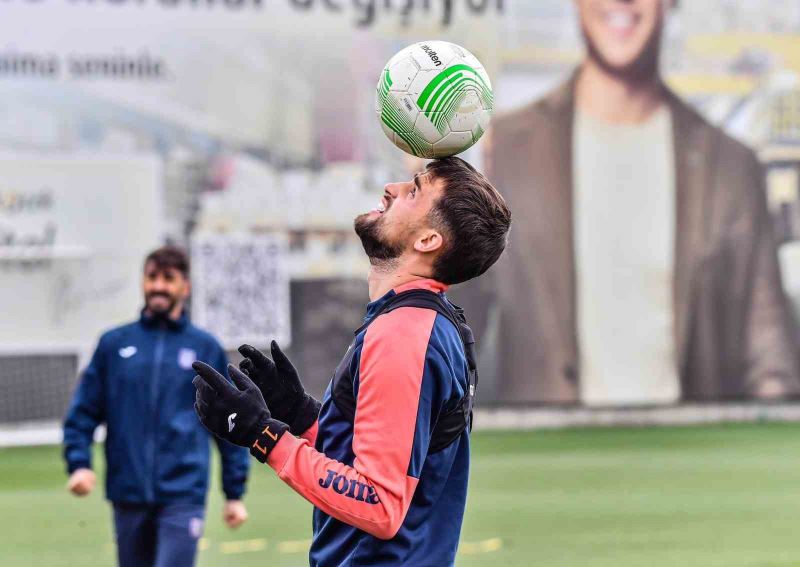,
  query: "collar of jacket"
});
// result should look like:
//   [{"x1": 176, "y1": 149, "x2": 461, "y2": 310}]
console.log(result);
[
  {"x1": 139, "y1": 307, "x2": 189, "y2": 331},
  {"x1": 364, "y1": 278, "x2": 448, "y2": 322}
]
